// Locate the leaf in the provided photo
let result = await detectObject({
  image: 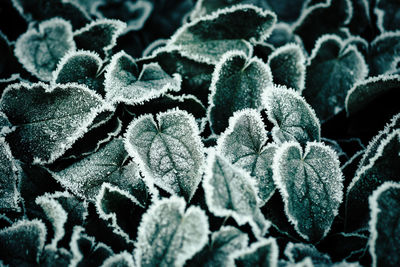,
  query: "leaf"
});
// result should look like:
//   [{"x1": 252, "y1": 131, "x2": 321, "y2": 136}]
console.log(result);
[
  {"x1": 53, "y1": 50, "x2": 104, "y2": 95},
  {"x1": 272, "y1": 141, "x2": 343, "y2": 241},
  {"x1": 125, "y1": 109, "x2": 205, "y2": 200},
  {"x1": 53, "y1": 138, "x2": 148, "y2": 201},
  {"x1": 14, "y1": 18, "x2": 75, "y2": 81},
  {"x1": 135, "y1": 196, "x2": 209, "y2": 267},
  {"x1": 368, "y1": 182, "x2": 400, "y2": 267},
  {"x1": 266, "y1": 0, "x2": 308, "y2": 22},
  {"x1": 233, "y1": 238, "x2": 279, "y2": 267},
  {"x1": 303, "y1": 35, "x2": 368, "y2": 121},
  {"x1": 104, "y1": 51, "x2": 181, "y2": 105},
  {"x1": 374, "y1": 0, "x2": 400, "y2": 32},
  {"x1": 168, "y1": 4, "x2": 276, "y2": 64},
  {"x1": 284, "y1": 242, "x2": 332, "y2": 265},
  {"x1": 12, "y1": 0, "x2": 91, "y2": 29},
  {"x1": 346, "y1": 130, "x2": 400, "y2": 231},
  {"x1": 0, "y1": 219, "x2": 47, "y2": 266},
  {"x1": 0, "y1": 138, "x2": 20, "y2": 211},
  {"x1": 263, "y1": 85, "x2": 320, "y2": 145},
  {"x1": 188, "y1": 226, "x2": 248, "y2": 267},
  {"x1": 216, "y1": 109, "x2": 276, "y2": 205},
  {"x1": 293, "y1": 0, "x2": 353, "y2": 51},
  {"x1": 40, "y1": 246, "x2": 73, "y2": 267},
  {"x1": 266, "y1": 23, "x2": 299, "y2": 48},
  {"x1": 0, "y1": 111, "x2": 13, "y2": 137},
  {"x1": 203, "y1": 150, "x2": 270, "y2": 237},
  {"x1": 347, "y1": 0, "x2": 371, "y2": 36},
  {"x1": 1, "y1": 82, "x2": 109, "y2": 164},
  {"x1": 369, "y1": 32, "x2": 400, "y2": 76},
  {"x1": 208, "y1": 51, "x2": 273, "y2": 134},
  {"x1": 101, "y1": 251, "x2": 135, "y2": 267},
  {"x1": 268, "y1": 43, "x2": 305, "y2": 92},
  {"x1": 74, "y1": 19, "x2": 126, "y2": 57},
  {"x1": 345, "y1": 75, "x2": 400, "y2": 116}
]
